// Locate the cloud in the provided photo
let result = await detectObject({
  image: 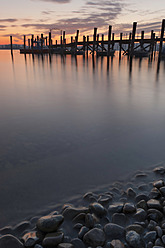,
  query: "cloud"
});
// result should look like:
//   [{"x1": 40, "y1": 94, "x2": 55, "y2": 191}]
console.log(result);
[
  {"x1": 32, "y1": 0, "x2": 71, "y2": 3},
  {"x1": 0, "y1": 19, "x2": 18, "y2": 23},
  {"x1": 0, "y1": 25, "x2": 6, "y2": 28}
]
